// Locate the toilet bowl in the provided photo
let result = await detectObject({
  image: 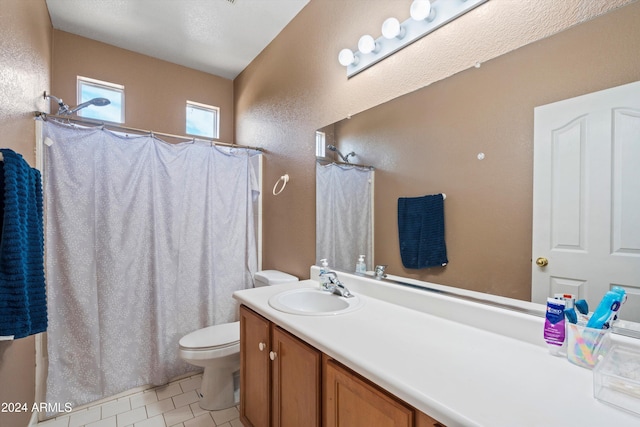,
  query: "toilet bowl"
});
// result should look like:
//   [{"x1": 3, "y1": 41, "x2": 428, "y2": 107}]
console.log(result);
[{"x1": 178, "y1": 270, "x2": 298, "y2": 410}]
